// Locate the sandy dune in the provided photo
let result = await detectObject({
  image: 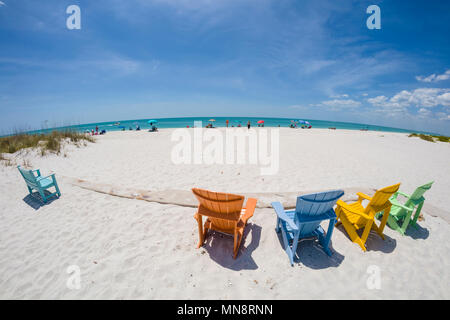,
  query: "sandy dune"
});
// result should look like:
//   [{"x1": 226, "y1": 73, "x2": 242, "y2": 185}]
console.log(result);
[{"x1": 0, "y1": 128, "x2": 449, "y2": 299}]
